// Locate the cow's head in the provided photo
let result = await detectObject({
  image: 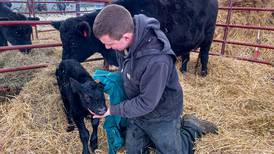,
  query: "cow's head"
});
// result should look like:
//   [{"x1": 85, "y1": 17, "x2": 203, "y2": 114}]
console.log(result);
[
  {"x1": 70, "y1": 78, "x2": 107, "y2": 115},
  {"x1": 0, "y1": 14, "x2": 40, "y2": 53},
  {"x1": 51, "y1": 11, "x2": 106, "y2": 62}
]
